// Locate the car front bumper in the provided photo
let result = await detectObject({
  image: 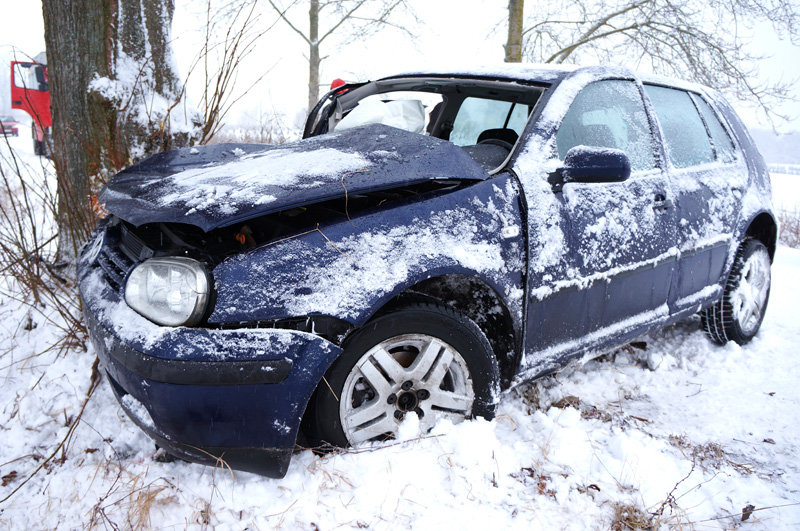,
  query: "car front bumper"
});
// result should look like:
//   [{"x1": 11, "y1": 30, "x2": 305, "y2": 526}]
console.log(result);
[{"x1": 78, "y1": 228, "x2": 342, "y2": 478}]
